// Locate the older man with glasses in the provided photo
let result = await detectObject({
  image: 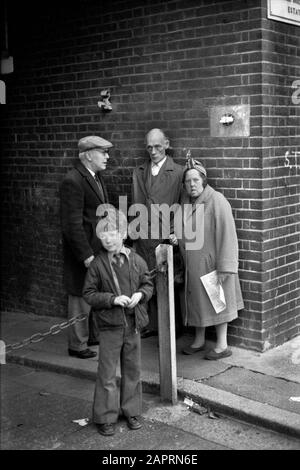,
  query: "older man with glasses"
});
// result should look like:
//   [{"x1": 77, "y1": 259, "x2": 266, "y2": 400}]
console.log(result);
[
  {"x1": 132, "y1": 128, "x2": 184, "y2": 338},
  {"x1": 60, "y1": 135, "x2": 112, "y2": 358}
]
